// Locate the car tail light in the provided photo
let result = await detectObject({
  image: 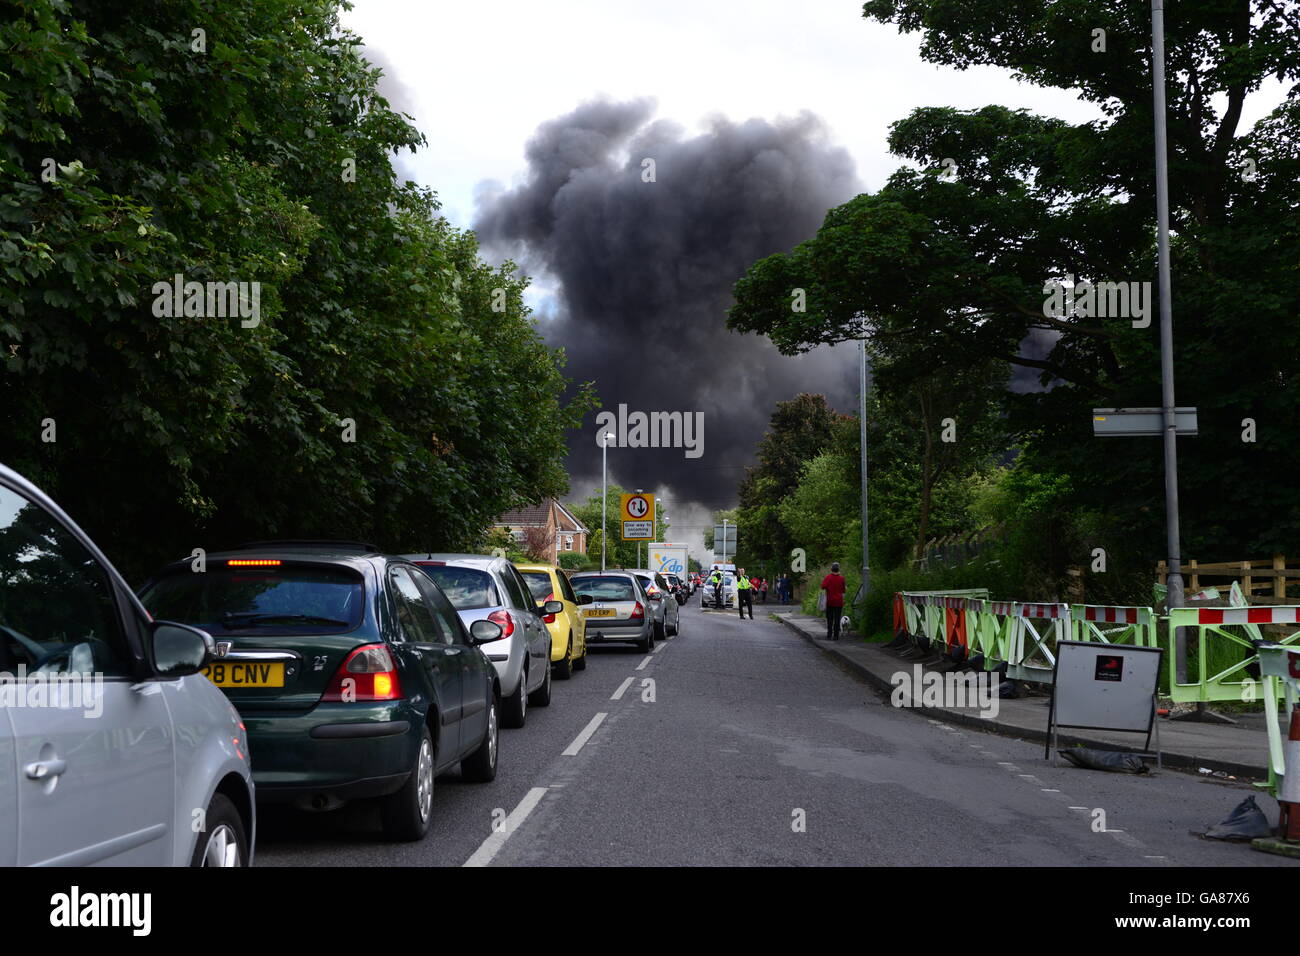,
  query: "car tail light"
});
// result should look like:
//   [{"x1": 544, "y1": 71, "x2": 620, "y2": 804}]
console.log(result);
[
  {"x1": 322, "y1": 644, "x2": 403, "y2": 702},
  {"x1": 487, "y1": 609, "x2": 515, "y2": 639},
  {"x1": 543, "y1": 594, "x2": 557, "y2": 624},
  {"x1": 630, "y1": 601, "x2": 645, "y2": 620},
  {"x1": 228, "y1": 558, "x2": 281, "y2": 567}
]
